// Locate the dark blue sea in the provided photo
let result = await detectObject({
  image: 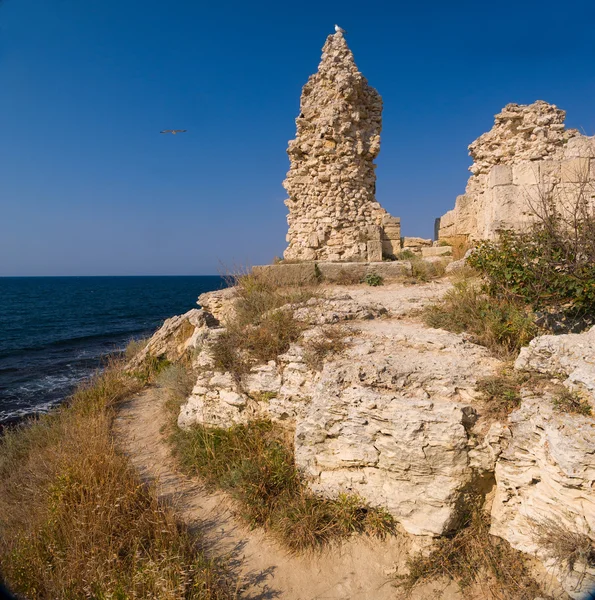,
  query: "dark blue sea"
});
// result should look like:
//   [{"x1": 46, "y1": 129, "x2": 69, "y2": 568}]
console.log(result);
[{"x1": 0, "y1": 276, "x2": 225, "y2": 425}]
